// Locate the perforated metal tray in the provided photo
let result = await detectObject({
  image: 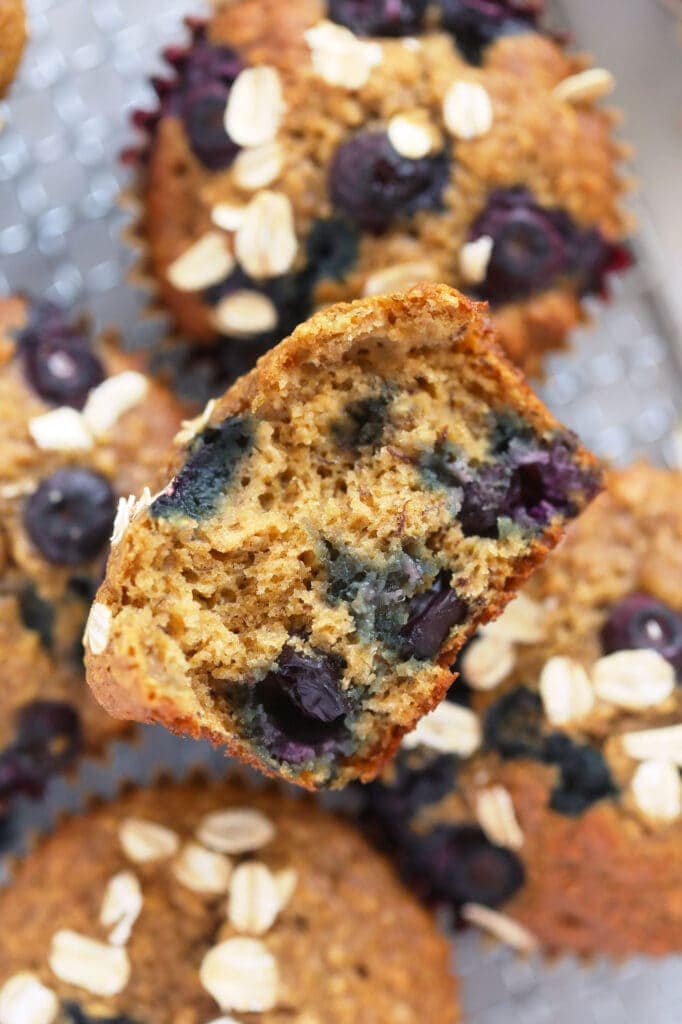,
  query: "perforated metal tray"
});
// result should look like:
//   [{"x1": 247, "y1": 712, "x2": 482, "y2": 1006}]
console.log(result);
[{"x1": 0, "y1": 2, "x2": 681, "y2": 1021}]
